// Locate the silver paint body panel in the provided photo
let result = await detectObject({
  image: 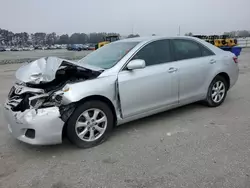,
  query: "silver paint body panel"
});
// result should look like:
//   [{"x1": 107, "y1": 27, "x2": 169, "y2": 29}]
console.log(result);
[{"x1": 4, "y1": 36, "x2": 239, "y2": 145}]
